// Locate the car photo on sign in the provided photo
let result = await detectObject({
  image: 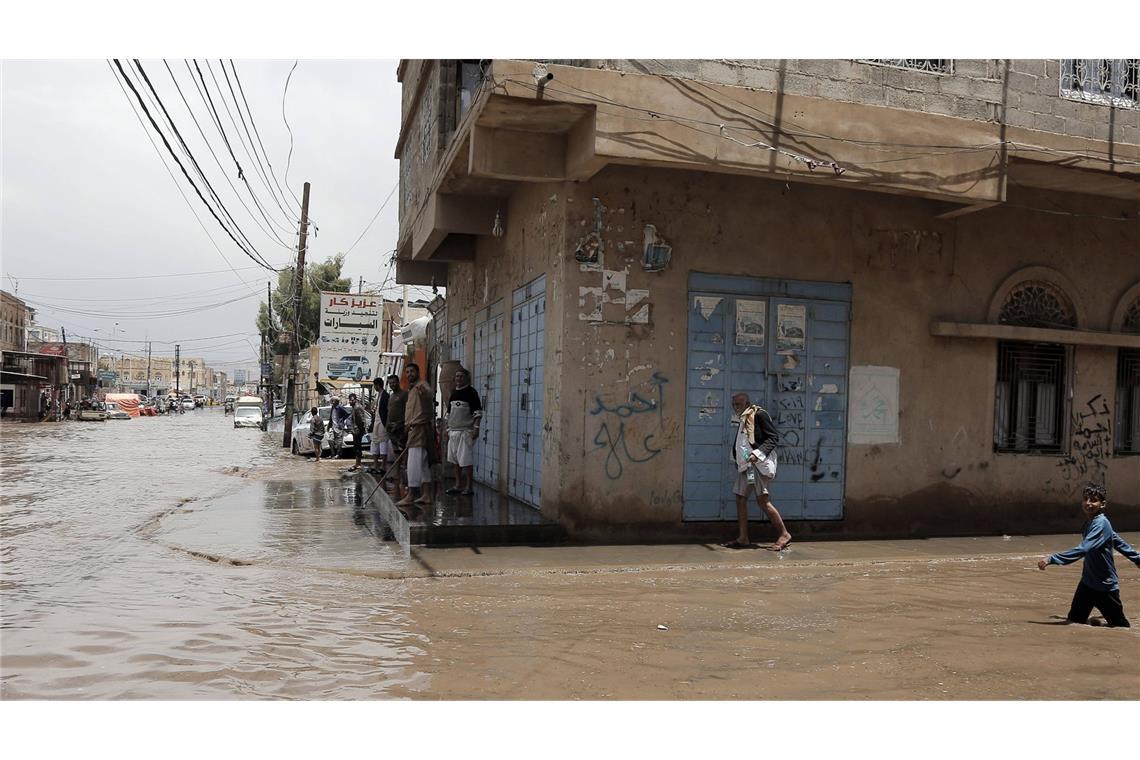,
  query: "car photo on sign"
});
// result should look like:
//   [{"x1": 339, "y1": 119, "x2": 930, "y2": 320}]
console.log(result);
[{"x1": 325, "y1": 355, "x2": 371, "y2": 381}]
